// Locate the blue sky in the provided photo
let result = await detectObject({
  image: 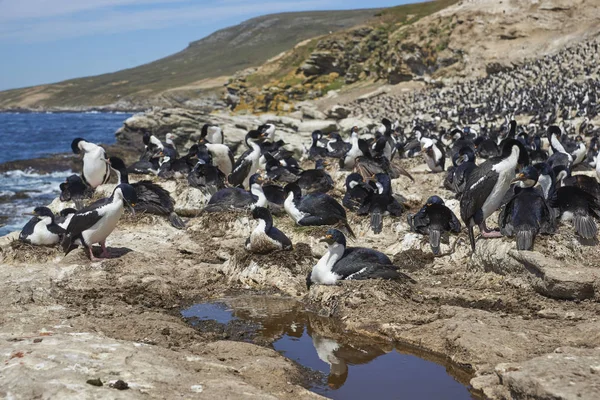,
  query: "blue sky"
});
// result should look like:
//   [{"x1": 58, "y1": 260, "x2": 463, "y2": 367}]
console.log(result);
[{"x1": 0, "y1": 0, "x2": 417, "y2": 91}]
